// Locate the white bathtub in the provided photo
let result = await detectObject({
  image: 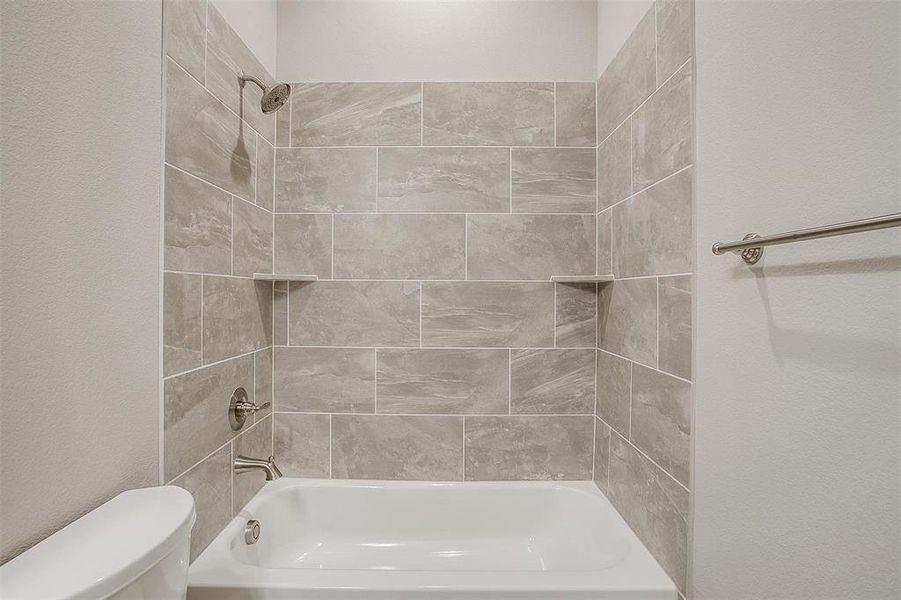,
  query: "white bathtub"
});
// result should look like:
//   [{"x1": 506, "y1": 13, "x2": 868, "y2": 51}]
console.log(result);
[{"x1": 188, "y1": 479, "x2": 676, "y2": 599}]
